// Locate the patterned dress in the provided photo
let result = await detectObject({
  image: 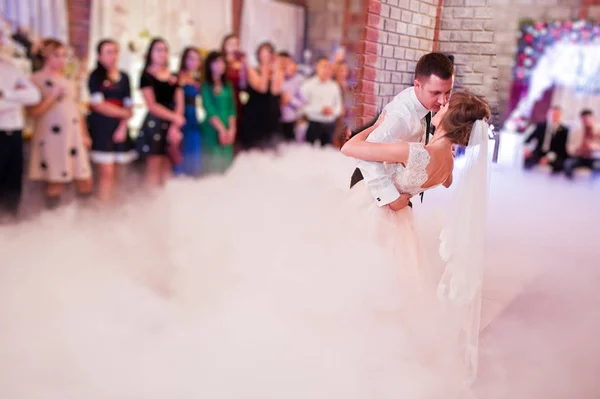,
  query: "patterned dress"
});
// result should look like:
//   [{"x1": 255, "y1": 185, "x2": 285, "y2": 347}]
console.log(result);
[
  {"x1": 136, "y1": 71, "x2": 179, "y2": 157},
  {"x1": 29, "y1": 71, "x2": 91, "y2": 183}
]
